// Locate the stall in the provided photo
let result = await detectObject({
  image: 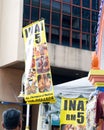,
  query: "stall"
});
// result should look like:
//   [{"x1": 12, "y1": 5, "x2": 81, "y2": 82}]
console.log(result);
[{"x1": 42, "y1": 77, "x2": 95, "y2": 130}]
